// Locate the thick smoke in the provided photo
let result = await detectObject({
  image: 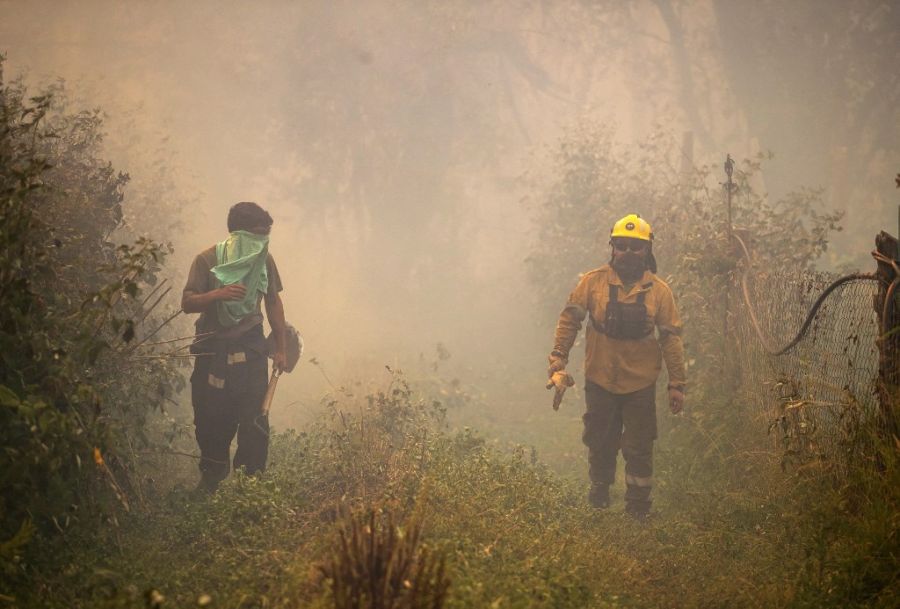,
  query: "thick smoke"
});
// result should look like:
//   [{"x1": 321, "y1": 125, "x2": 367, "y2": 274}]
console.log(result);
[{"x1": 2, "y1": 0, "x2": 897, "y2": 426}]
